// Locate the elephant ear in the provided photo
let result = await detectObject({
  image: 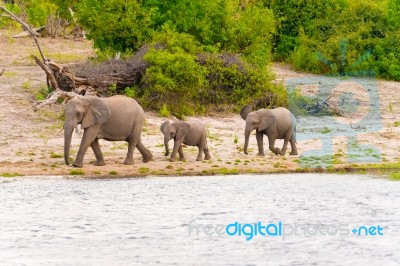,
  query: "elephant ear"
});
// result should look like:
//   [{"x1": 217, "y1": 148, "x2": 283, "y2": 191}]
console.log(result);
[
  {"x1": 160, "y1": 120, "x2": 171, "y2": 134},
  {"x1": 258, "y1": 111, "x2": 276, "y2": 131},
  {"x1": 175, "y1": 121, "x2": 190, "y2": 141},
  {"x1": 240, "y1": 105, "x2": 253, "y2": 120},
  {"x1": 81, "y1": 96, "x2": 111, "y2": 129}
]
